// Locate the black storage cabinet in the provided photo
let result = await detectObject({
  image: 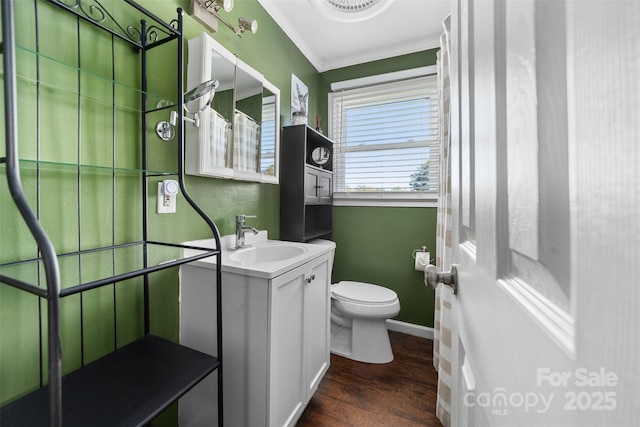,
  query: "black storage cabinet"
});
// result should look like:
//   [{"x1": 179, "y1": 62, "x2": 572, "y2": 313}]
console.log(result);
[{"x1": 280, "y1": 124, "x2": 334, "y2": 242}]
